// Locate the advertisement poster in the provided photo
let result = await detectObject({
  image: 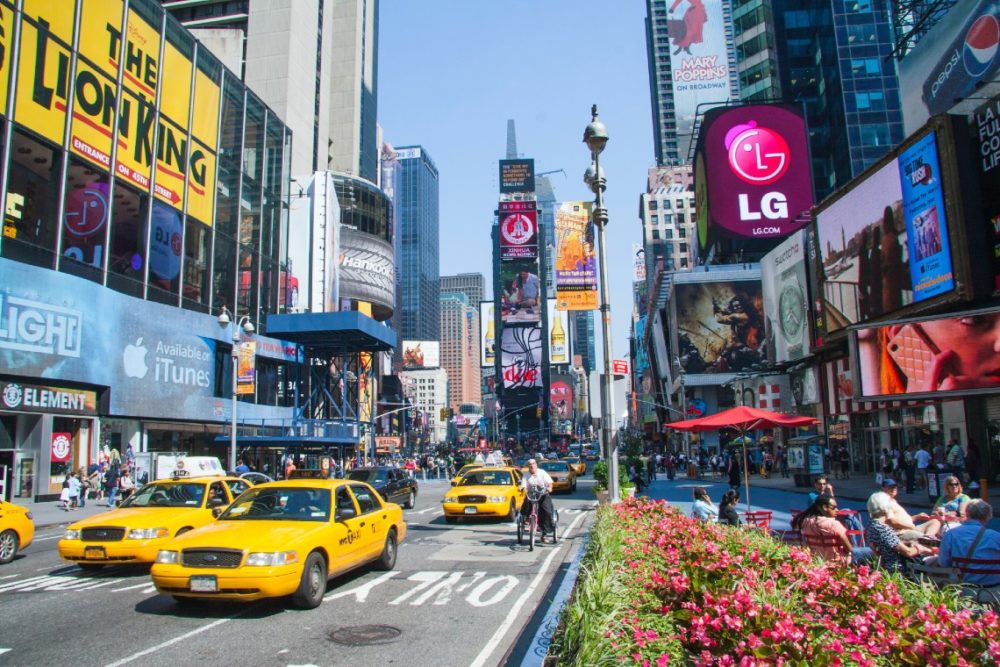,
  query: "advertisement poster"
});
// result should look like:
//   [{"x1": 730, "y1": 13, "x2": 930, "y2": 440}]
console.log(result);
[
  {"x1": 50, "y1": 433, "x2": 72, "y2": 463},
  {"x1": 547, "y1": 298, "x2": 569, "y2": 364},
  {"x1": 236, "y1": 340, "x2": 257, "y2": 395},
  {"x1": 675, "y1": 280, "x2": 767, "y2": 374},
  {"x1": 633, "y1": 243, "x2": 646, "y2": 282},
  {"x1": 550, "y1": 375, "x2": 574, "y2": 421},
  {"x1": 667, "y1": 0, "x2": 736, "y2": 155},
  {"x1": 899, "y1": 1, "x2": 1000, "y2": 134},
  {"x1": 554, "y1": 201, "x2": 598, "y2": 310},
  {"x1": 480, "y1": 301, "x2": 496, "y2": 366},
  {"x1": 498, "y1": 201, "x2": 538, "y2": 259},
  {"x1": 856, "y1": 307, "x2": 1000, "y2": 397},
  {"x1": 402, "y1": 341, "x2": 440, "y2": 369},
  {"x1": 698, "y1": 104, "x2": 813, "y2": 241},
  {"x1": 499, "y1": 258, "x2": 542, "y2": 323},
  {"x1": 500, "y1": 326, "x2": 542, "y2": 389},
  {"x1": 760, "y1": 231, "x2": 809, "y2": 363},
  {"x1": 499, "y1": 159, "x2": 535, "y2": 193},
  {"x1": 972, "y1": 94, "x2": 1000, "y2": 293},
  {"x1": 897, "y1": 133, "x2": 954, "y2": 301}
]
